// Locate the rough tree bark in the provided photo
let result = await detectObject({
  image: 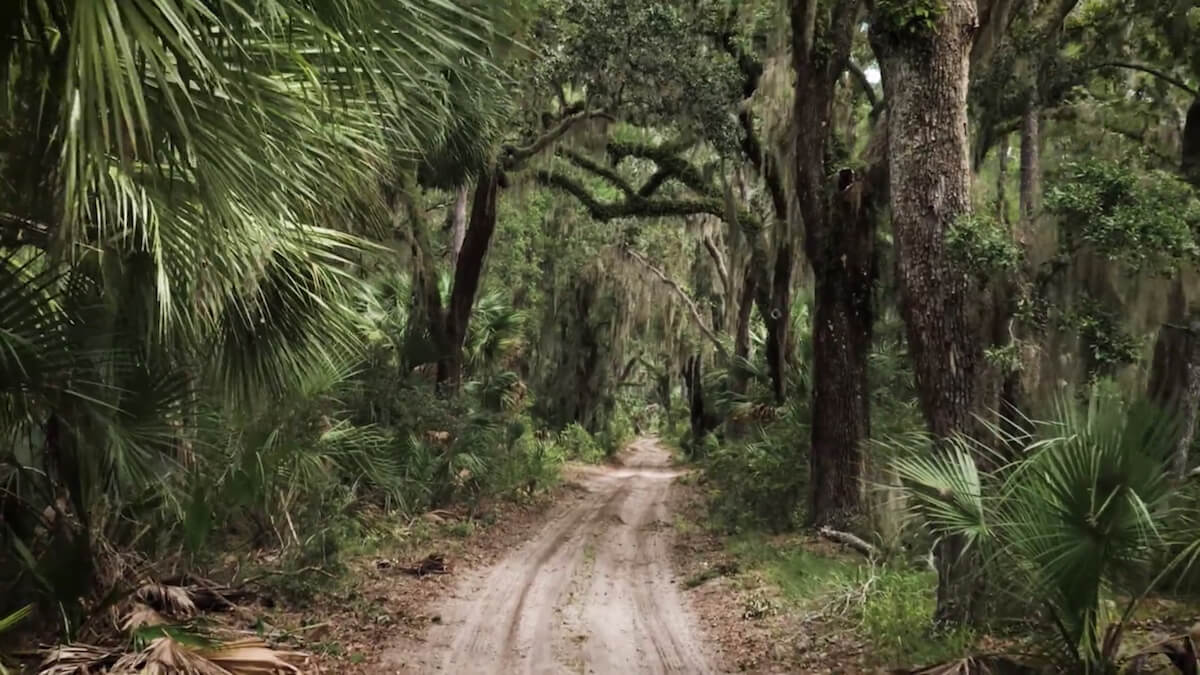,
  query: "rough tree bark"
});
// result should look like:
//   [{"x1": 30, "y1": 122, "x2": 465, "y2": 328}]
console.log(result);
[
  {"x1": 872, "y1": 0, "x2": 989, "y2": 624},
  {"x1": 1019, "y1": 103, "x2": 1040, "y2": 223},
  {"x1": 791, "y1": 0, "x2": 879, "y2": 528},
  {"x1": 998, "y1": 97, "x2": 1041, "y2": 437}
]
